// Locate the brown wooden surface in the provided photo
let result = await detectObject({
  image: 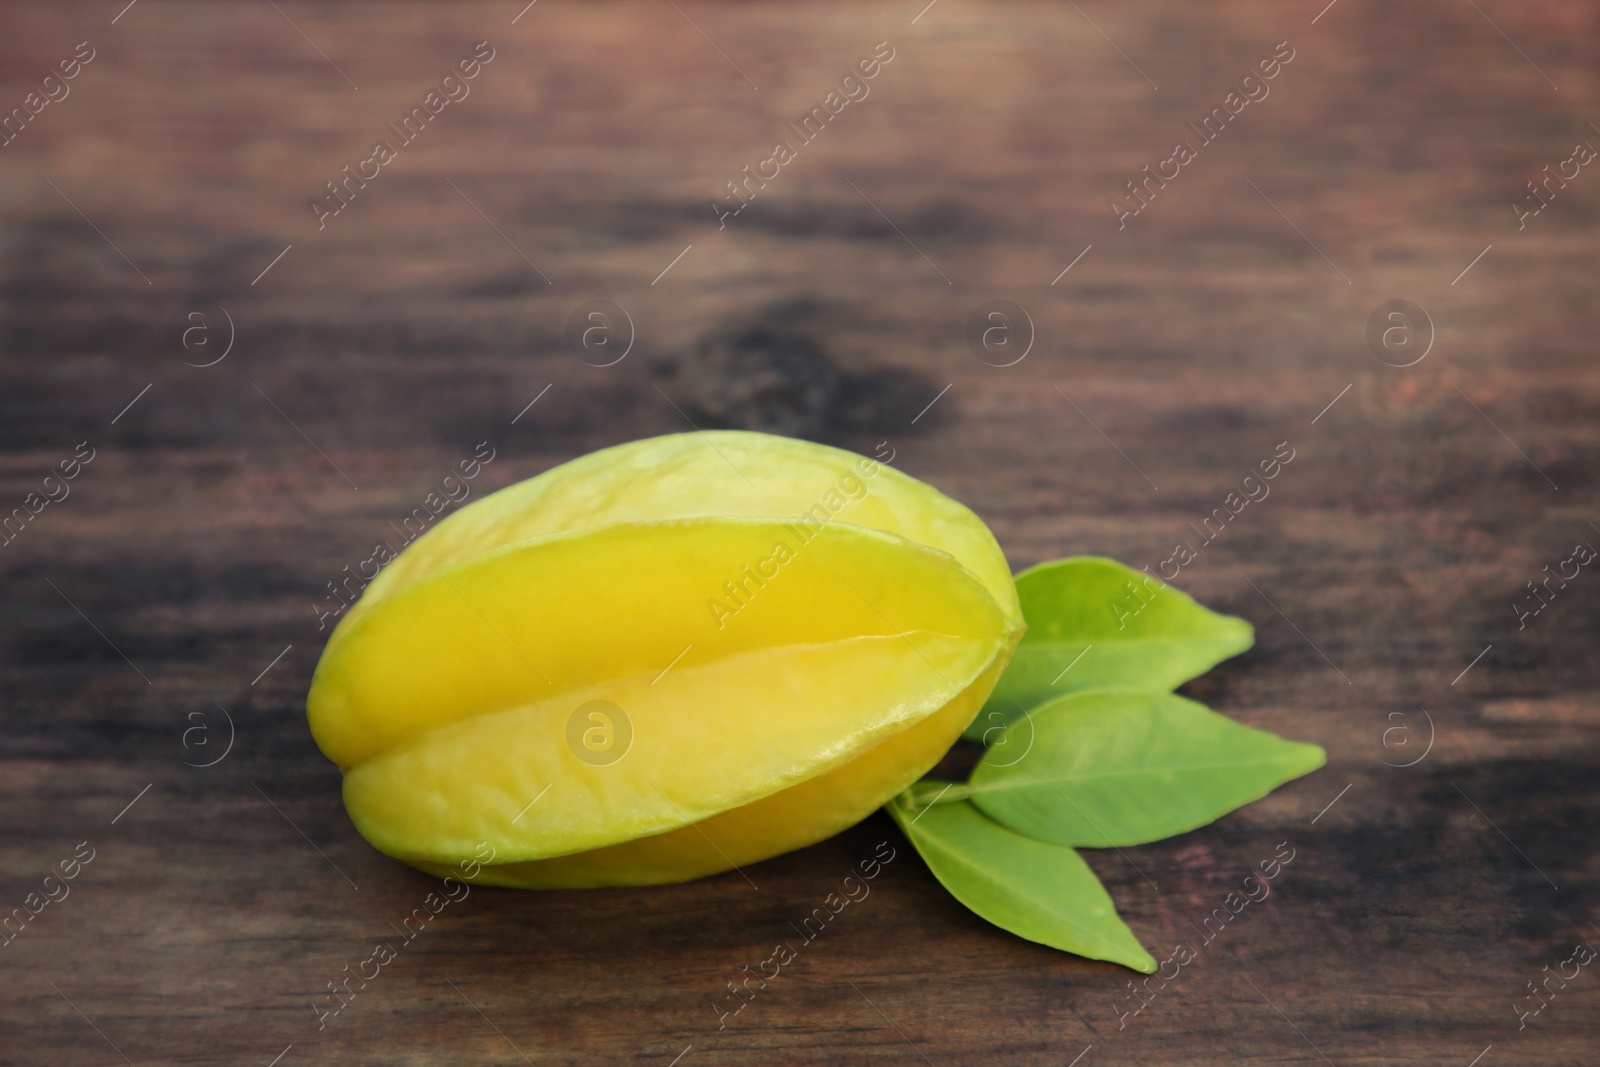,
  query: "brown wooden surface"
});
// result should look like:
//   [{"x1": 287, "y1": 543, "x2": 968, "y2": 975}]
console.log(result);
[{"x1": 2, "y1": 1, "x2": 1598, "y2": 1064}]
